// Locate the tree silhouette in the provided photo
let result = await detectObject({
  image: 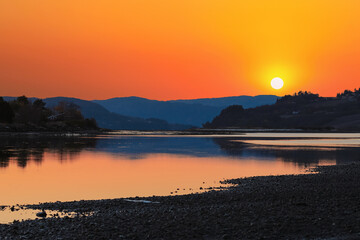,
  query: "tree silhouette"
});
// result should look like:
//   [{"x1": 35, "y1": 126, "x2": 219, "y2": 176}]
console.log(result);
[
  {"x1": 0, "y1": 96, "x2": 98, "y2": 131},
  {"x1": 54, "y1": 101, "x2": 84, "y2": 121},
  {"x1": 0, "y1": 97, "x2": 14, "y2": 123}
]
